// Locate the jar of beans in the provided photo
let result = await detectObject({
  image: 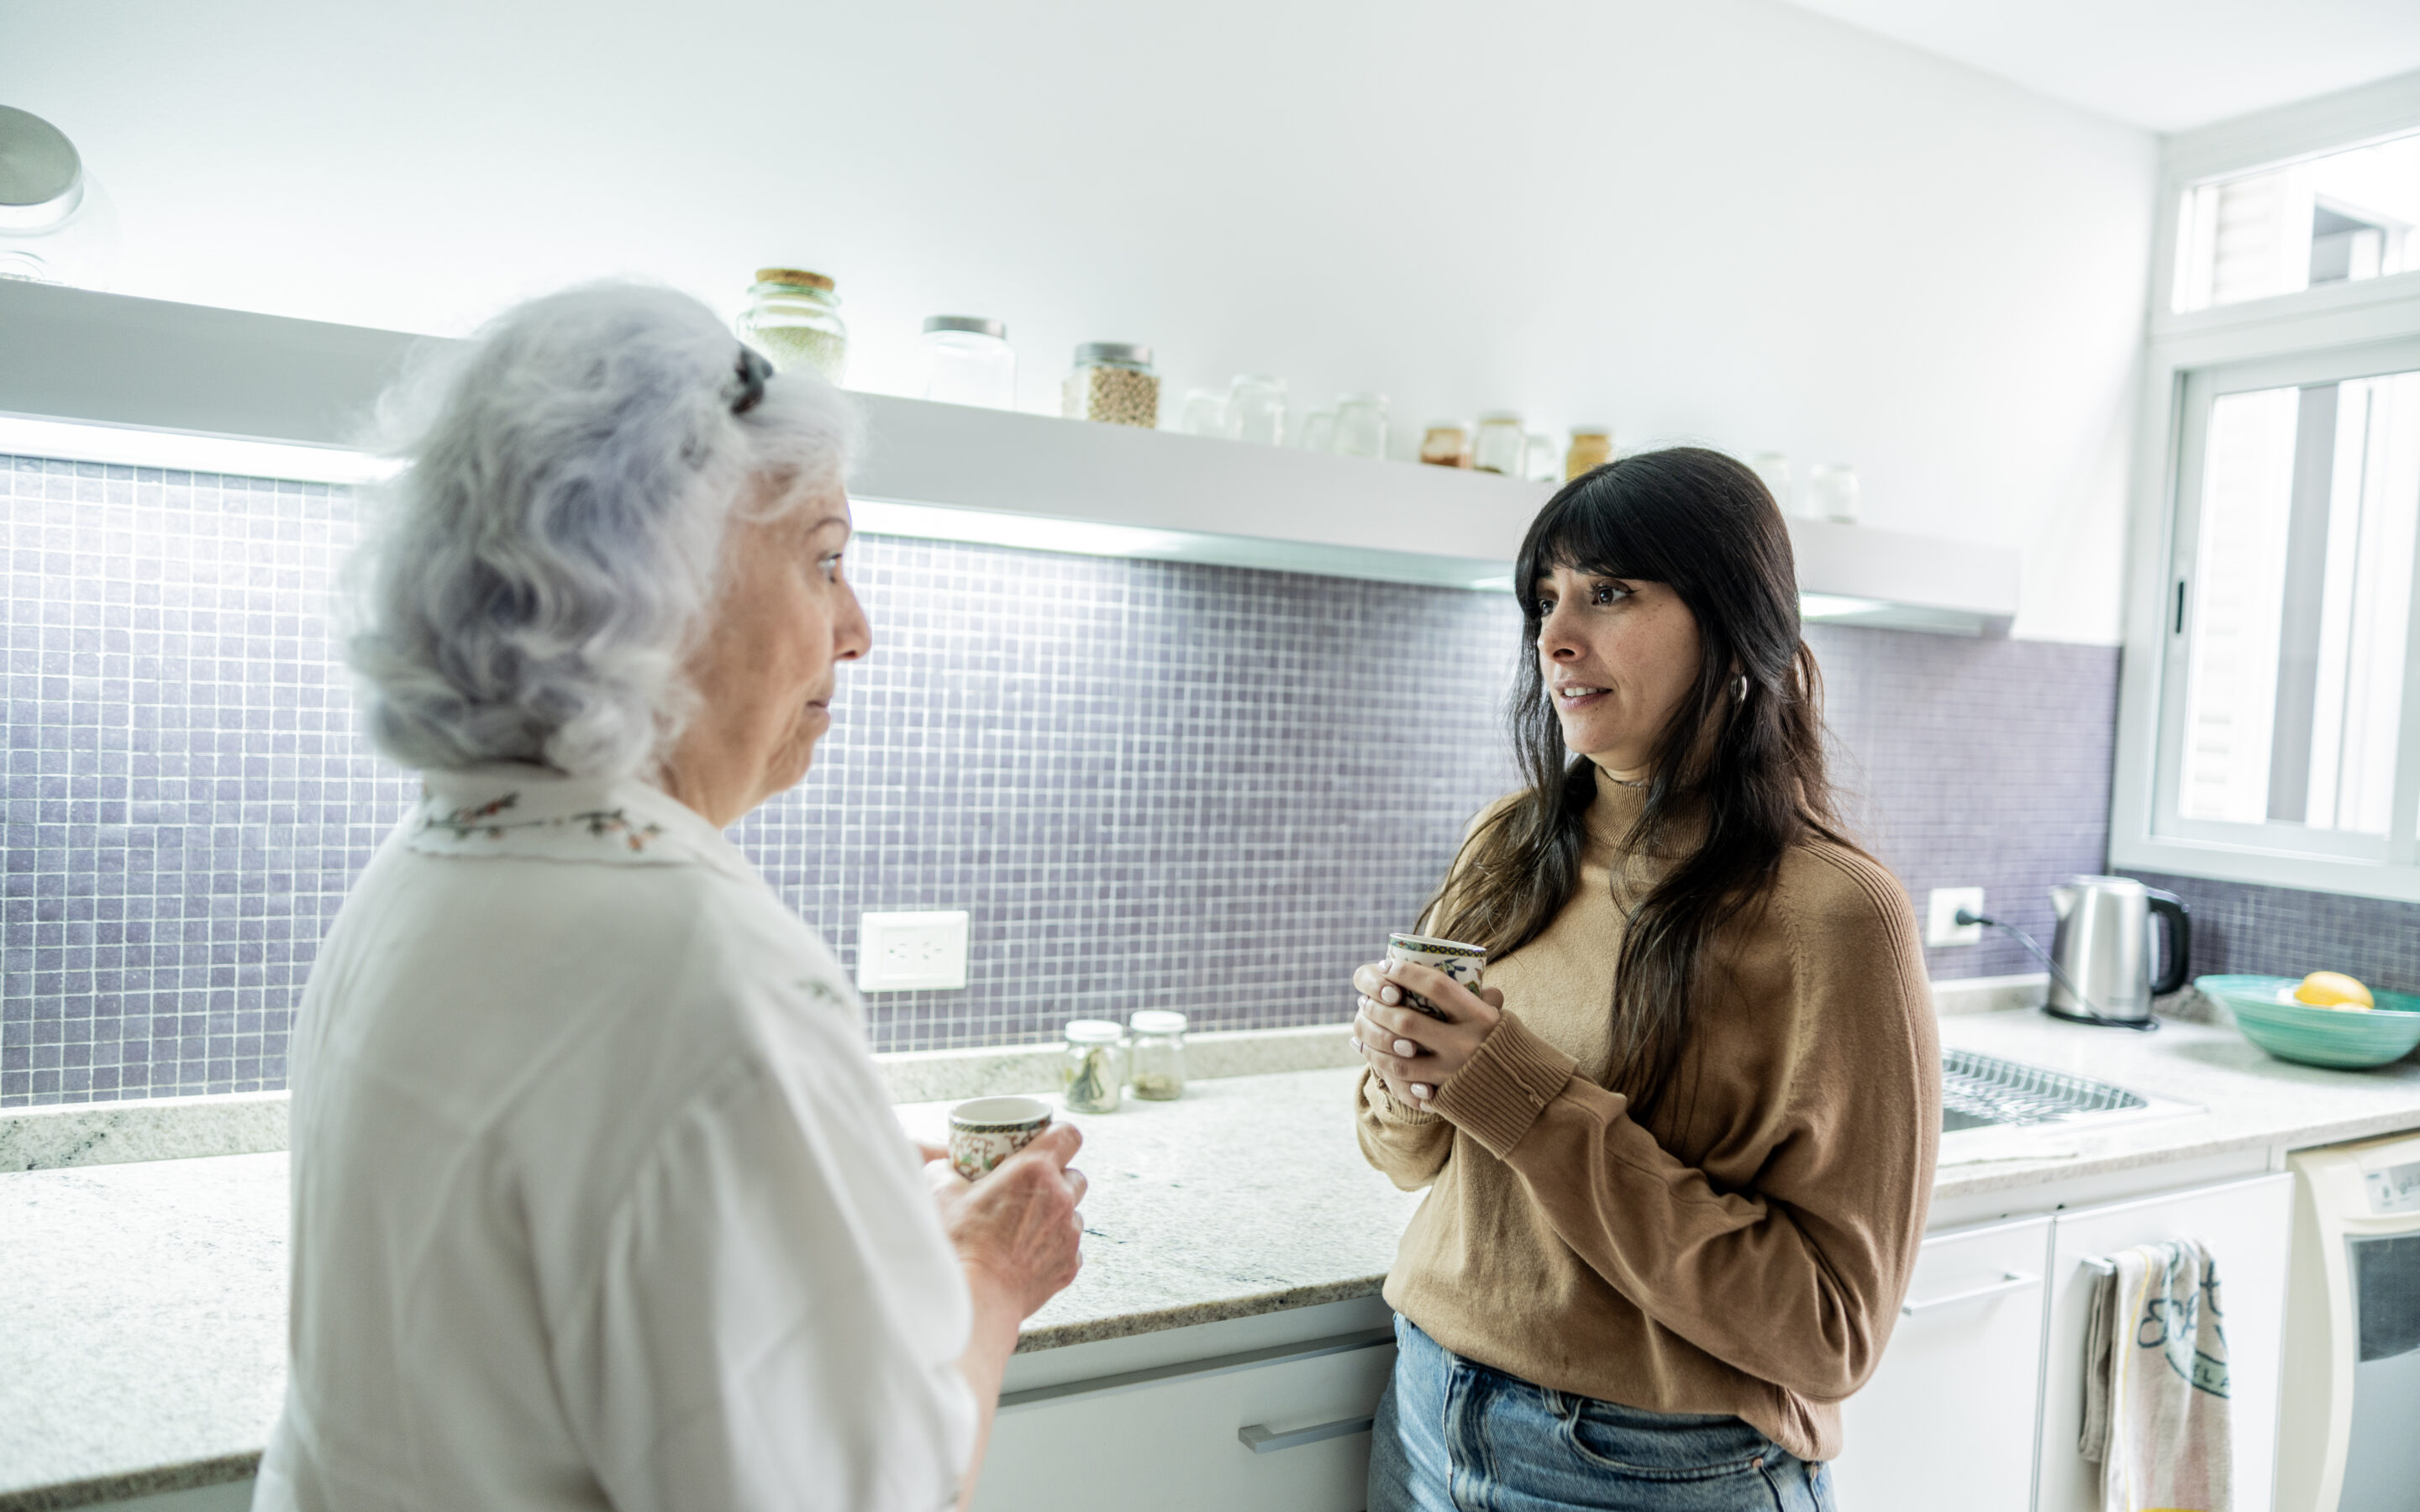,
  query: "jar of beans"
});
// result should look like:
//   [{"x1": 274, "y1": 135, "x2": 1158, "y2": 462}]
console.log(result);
[{"x1": 1062, "y1": 343, "x2": 1160, "y2": 428}]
